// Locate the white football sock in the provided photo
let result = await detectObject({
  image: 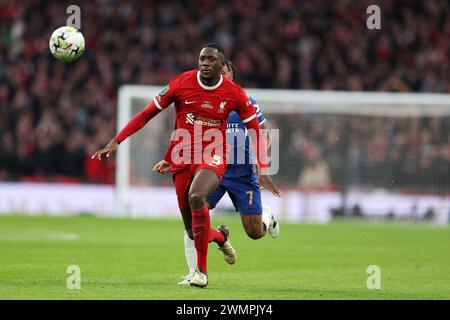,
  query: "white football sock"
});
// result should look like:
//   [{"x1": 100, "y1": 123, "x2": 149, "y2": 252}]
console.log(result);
[
  {"x1": 184, "y1": 231, "x2": 197, "y2": 275},
  {"x1": 261, "y1": 203, "x2": 272, "y2": 236}
]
